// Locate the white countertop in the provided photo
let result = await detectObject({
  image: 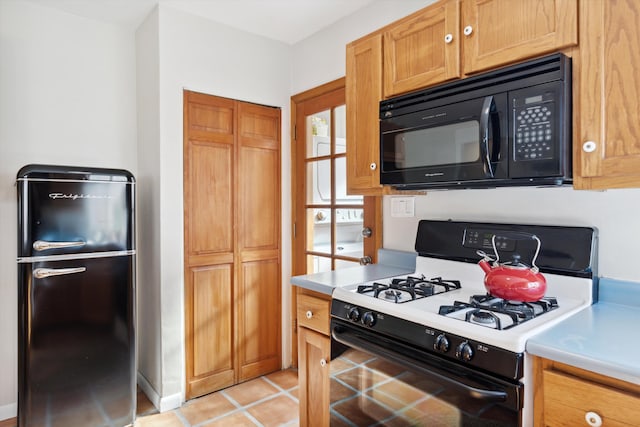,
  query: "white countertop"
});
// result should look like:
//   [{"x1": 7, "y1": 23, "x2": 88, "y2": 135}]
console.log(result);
[
  {"x1": 290, "y1": 249, "x2": 416, "y2": 295},
  {"x1": 526, "y1": 277, "x2": 640, "y2": 385}
]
